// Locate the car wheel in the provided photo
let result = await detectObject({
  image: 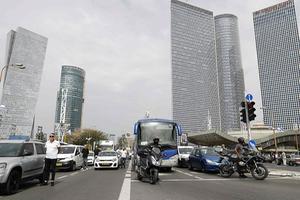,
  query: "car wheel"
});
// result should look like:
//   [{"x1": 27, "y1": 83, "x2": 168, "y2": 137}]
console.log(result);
[
  {"x1": 71, "y1": 162, "x2": 76, "y2": 171},
  {"x1": 188, "y1": 163, "x2": 193, "y2": 171},
  {"x1": 4, "y1": 170, "x2": 21, "y2": 194}
]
